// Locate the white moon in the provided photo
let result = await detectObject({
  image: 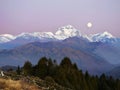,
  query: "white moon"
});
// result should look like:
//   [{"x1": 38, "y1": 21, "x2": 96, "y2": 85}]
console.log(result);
[{"x1": 87, "y1": 22, "x2": 92, "y2": 28}]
